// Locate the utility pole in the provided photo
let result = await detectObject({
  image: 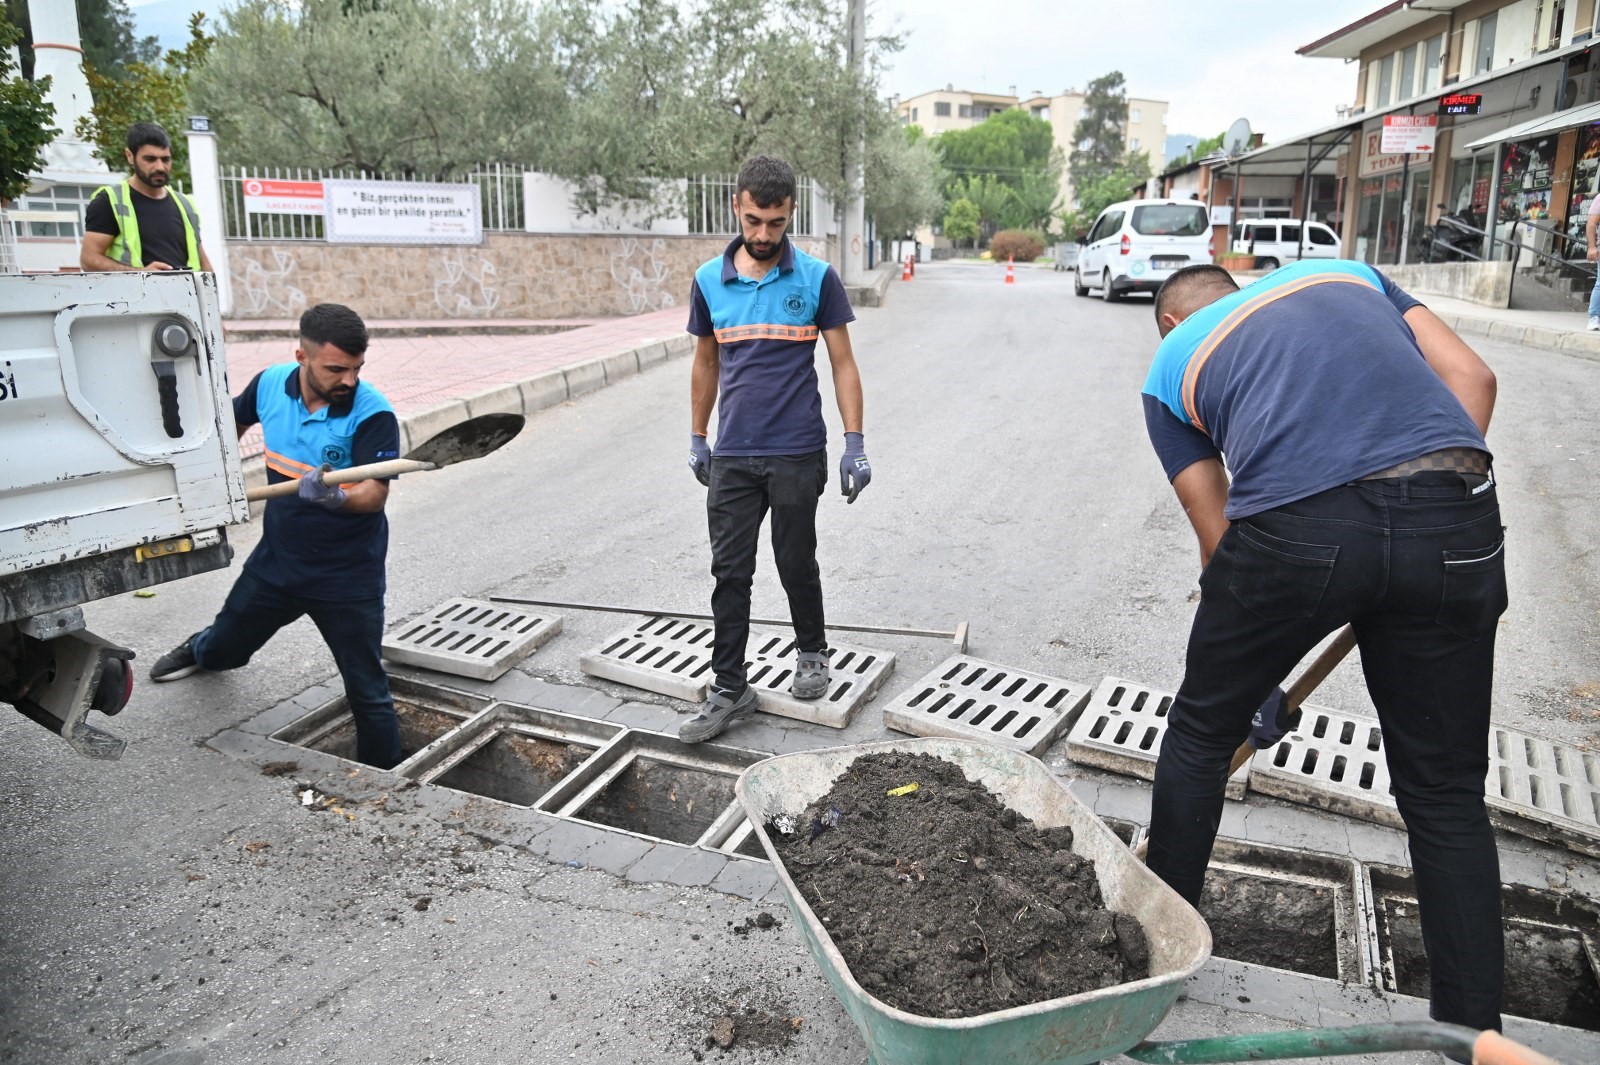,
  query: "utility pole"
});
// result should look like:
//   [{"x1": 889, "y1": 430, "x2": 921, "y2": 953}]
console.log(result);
[{"x1": 840, "y1": 0, "x2": 867, "y2": 285}]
